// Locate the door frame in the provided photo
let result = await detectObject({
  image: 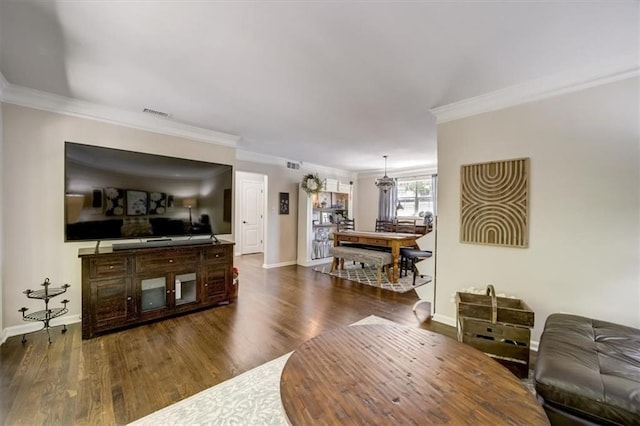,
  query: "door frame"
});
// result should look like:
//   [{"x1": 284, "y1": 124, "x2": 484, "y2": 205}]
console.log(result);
[{"x1": 234, "y1": 171, "x2": 268, "y2": 261}]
